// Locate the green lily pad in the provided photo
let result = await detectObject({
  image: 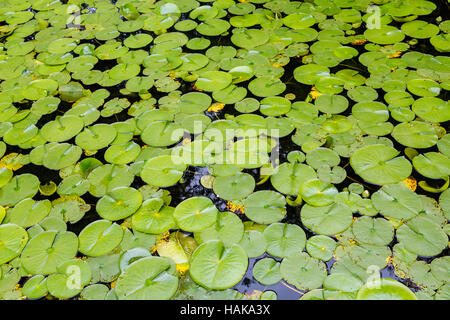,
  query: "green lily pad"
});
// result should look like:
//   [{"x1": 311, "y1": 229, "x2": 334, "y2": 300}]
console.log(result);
[
  {"x1": 253, "y1": 258, "x2": 282, "y2": 285},
  {"x1": 270, "y1": 162, "x2": 317, "y2": 195},
  {"x1": 352, "y1": 216, "x2": 394, "y2": 246},
  {"x1": 306, "y1": 235, "x2": 337, "y2": 261},
  {"x1": 299, "y1": 179, "x2": 338, "y2": 207},
  {"x1": 97, "y1": 187, "x2": 143, "y2": 221},
  {"x1": 195, "y1": 71, "x2": 232, "y2": 91},
  {"x1": 0, "y1": 174, "x2": 40, "y2": 207},
  {"x1": 76, "y1": 124, "x2": 117, "y2": 151},
  {"x1": 132, "y1": 199, "x2": 176, "y2": 234},
  {"x1": 412, "y1": 152, "x2": 450, "y2": 179},
  {"x1": 21, "y1": 231, "x2": 78, "y2": 275},
  {"x1": 47, "y1": 259, "x2": 92, "y2": 299},
  {"x1": 392, "y1": 121, "x2": 438, "y2": 149},
  {"x1": 301, "y1": 203, "x2": 353, "y2": 236},
  {"x1": 263, "y1": 223, "x2": 306, "y2": 258},
  {"x1": 115, "y1": 256, "x2": 179, "y2": 300},
  {"x1": 280, "y1": 251, "x2": 327, "y2": 291},
  {"x1": 283, "y1": 13, "x2": 316, "y2": 29},
  {"x1": 173, "y1": 196, "x2": 218, "y2": 232},
  {"x1": 140, "y1": 155, "x2": 187, "y2": 187},
  {"x1": 244, "y1": 191, "x2": 286, "y2": 224},
  {"x1": 372, "y1": 183, "x2": 422, "y2": 220},
  {"x1": 5, "y1": 198, "x2": 51, "y2": 228},
  {"x1": 350, "y1": 144, "x2": 412, "y2": 185},
  {"x1": 357, "y1": 279, "x2": 417, "y2": 300},
  {"x1": 194, "y1": 211, "x2": 244, "y2": 246},
  {"x1": 365, "y1": 26, "x2": 405, "y2": 44},
  {"x1": 22, "y1": 275, "x2": 48, "y2": 299},
  {"x1": 396, "y1": 216, "x2": 447, "y2": 257},
  {"x1": 189, "y1": 240, "x2": 248, "y2": 290},
  {"x1": 78, "y1": 220, "x2": 124, "y2": 257},
  {"x1": 412, "y1": 97, "x2": 450, "y2": 123},
  {"x1": 238, "y1": 230, "x2": 266, "y2": 258},
  {"x1": 0, "y1": 223, "x2": 28, "y2": 265},
  {"x1": 248, "y1": 76, "x2": 286, "y2": 97}
]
